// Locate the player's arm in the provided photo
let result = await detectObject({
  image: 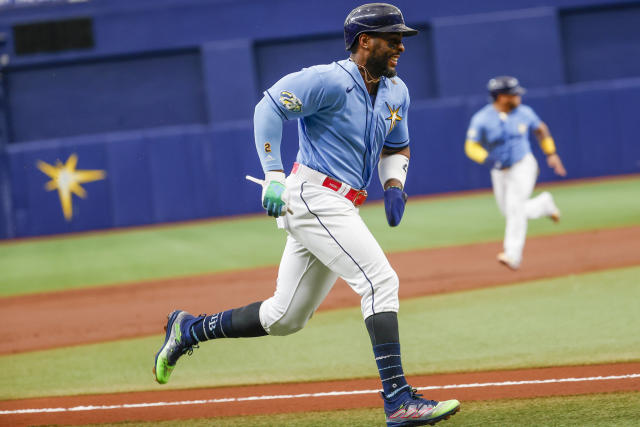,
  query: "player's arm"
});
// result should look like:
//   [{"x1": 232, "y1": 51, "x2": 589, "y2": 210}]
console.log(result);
[
  {"x1": 533, "y1": 122, "x2": 567, "y2": 177},
  {"x1": 380, "y1": 87, "x2": 411, "y2": 190},
  {"x1": 253, "y1": 68, "x2": 326, "y2": 218},
  {"x1": 253, "y1": 97, "x2": 288, "y2": 217},
  {"x1": 380, "y1": 145, "x2": 410, "y2": 190},
  {"x1": 379, "y1": 93, "x2": 411, "y2": 227},
  {"x1": 464, "y1": 140, "x2": 489, "y2": 164},
  {"x1": 379, "y1": 146, "x2": 409, "y2": 227},
  {"x1": 464, "y1": 121, "x2": 489, "y2": 164},
  {"x1": 254, "y1": 97, "x2": 285, "y2": 173}
]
